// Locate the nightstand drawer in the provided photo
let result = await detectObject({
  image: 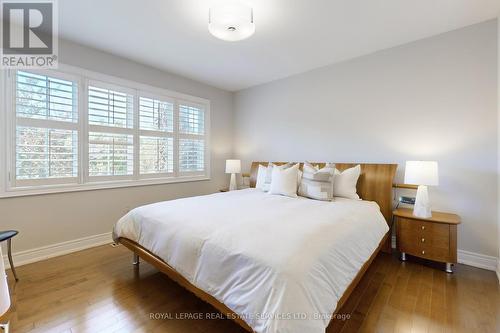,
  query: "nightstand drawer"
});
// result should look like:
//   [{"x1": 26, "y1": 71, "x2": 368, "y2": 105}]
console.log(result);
[
  {"x1": 397, "y1": 217, "x2": 449, "y2": 248},
  {"x1": 399, "y1": 242, "x2": 451, "y2": 262}
]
